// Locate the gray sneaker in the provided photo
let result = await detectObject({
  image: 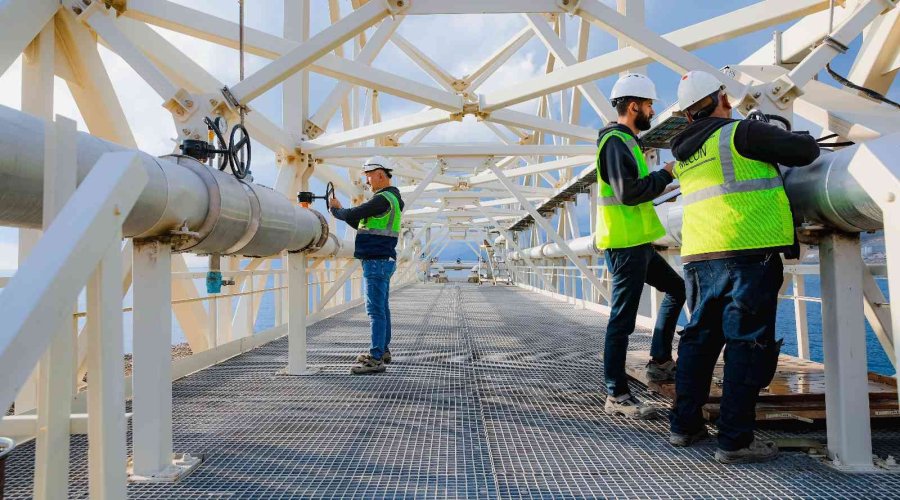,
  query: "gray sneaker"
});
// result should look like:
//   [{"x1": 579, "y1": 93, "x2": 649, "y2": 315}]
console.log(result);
[
  {"x1": 669, "y1": 428, "x2": 710, "y2": 447},
  {"x1": 646, "y1": 359, "x2": 676, "y2": 382},
  {"x1": 715, "y1": 439, "x2": 779, "y2": 464},
  {"x1": 383, "y1": 349, "x2": 392, "y2": 364},
  {"x1": 351, "y1": 354, "x2": 385, "y2": 375},
  {"x1": 604, "y1": 394, "x2": 657, "y2": 420}
]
